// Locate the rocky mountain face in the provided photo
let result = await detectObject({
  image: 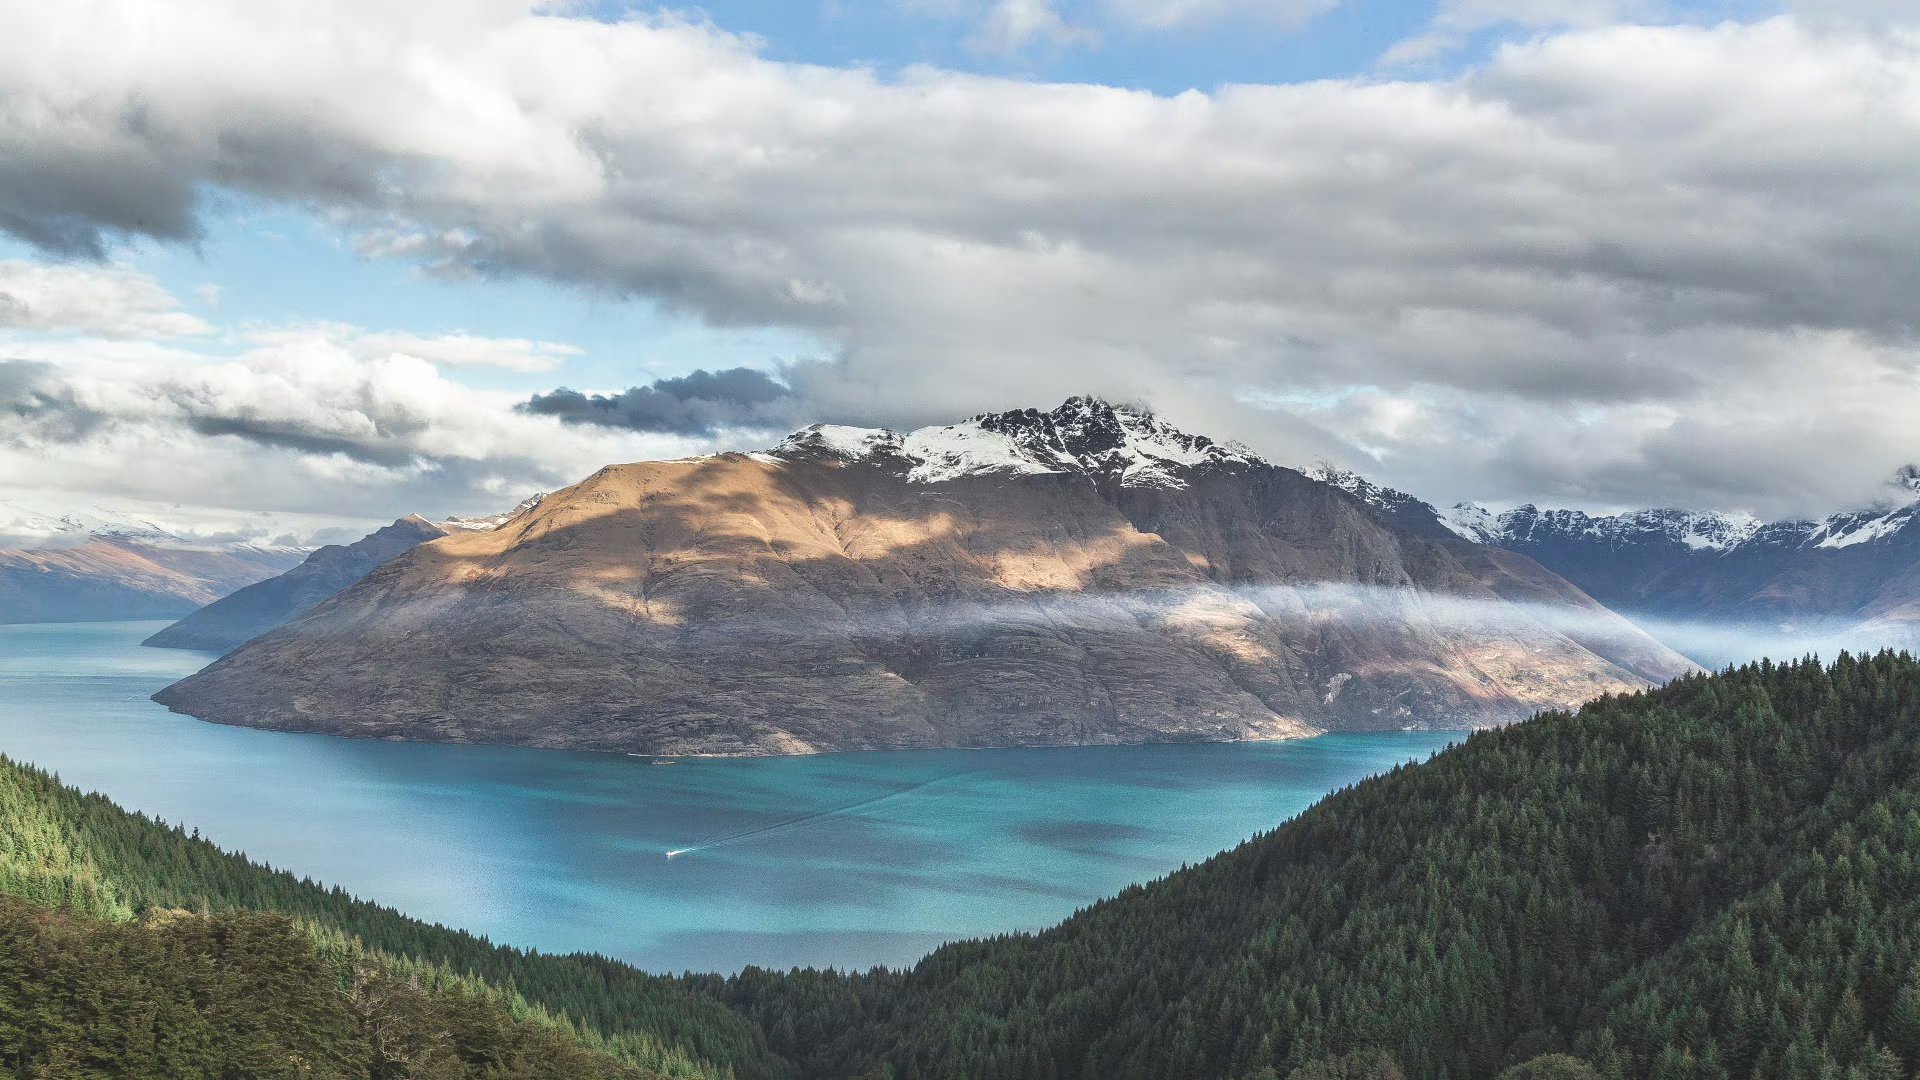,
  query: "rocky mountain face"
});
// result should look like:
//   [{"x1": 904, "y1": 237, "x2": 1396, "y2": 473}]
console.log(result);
[
  {"x1": 0, "y1": 506, "x2": 303, "y2": 624},
  {"x1": 155, "y1": 399, "x2": 1692, "y2": 757},
  {"x1": 1322, "y1": 467, "x2": 1920, "y2": 667},
  {"x1": 143, "y1": 515, "x2": 454, "y2": 653}
]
